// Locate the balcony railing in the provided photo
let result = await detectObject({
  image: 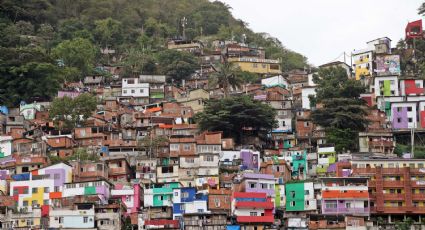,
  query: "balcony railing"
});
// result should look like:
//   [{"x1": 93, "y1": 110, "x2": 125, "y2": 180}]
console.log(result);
[
  {"x1": 236, "y1": 215, "x2": 274, "y2": 224},
  {"x1": 322, "y1": 207, "x2": 370, "y2": 215}
]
